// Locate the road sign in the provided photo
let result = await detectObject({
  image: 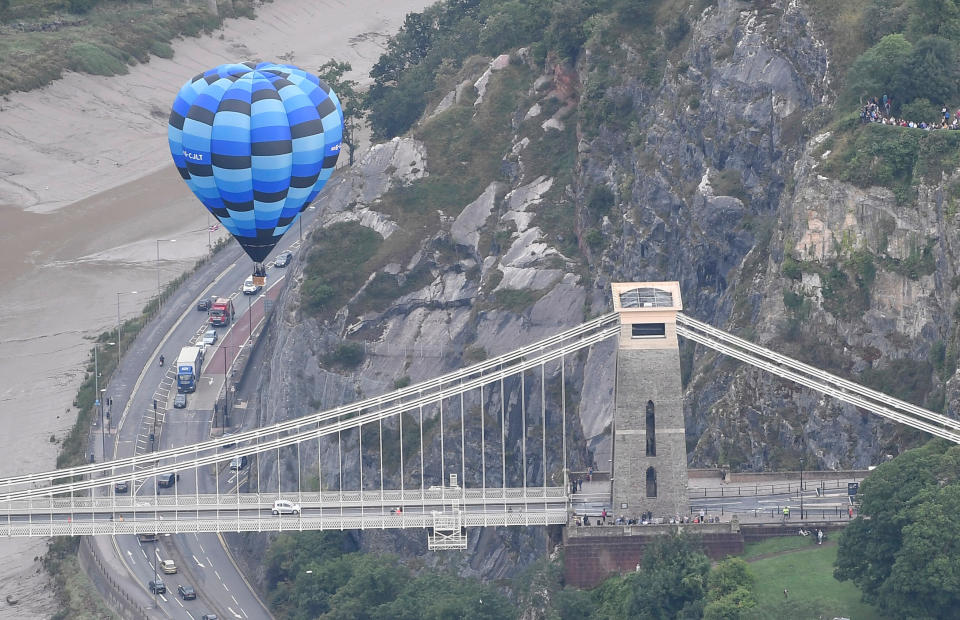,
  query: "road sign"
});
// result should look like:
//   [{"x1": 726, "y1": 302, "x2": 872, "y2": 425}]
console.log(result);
[{"x1": 848, "y1": 482, "x2": 860, "y2": 496}]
